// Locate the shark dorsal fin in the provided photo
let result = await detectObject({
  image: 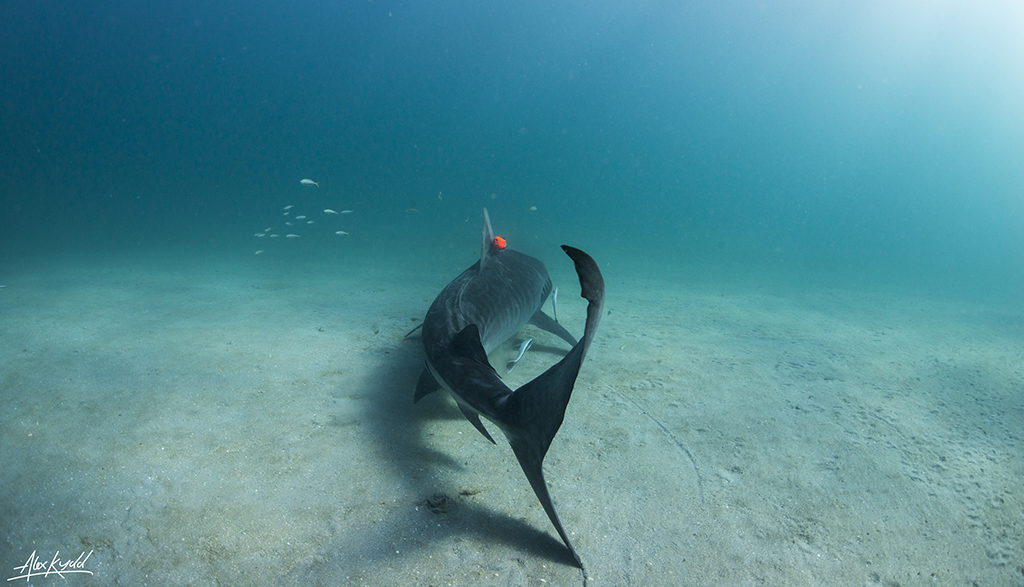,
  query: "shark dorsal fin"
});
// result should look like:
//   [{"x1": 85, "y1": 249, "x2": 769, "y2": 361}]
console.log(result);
[
  {"x1": 450, "y1": 324, "x2": 493, "y2": 369},
  {"x1": 480, "y1": 208, "x2": 496, "y2": 270}
]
